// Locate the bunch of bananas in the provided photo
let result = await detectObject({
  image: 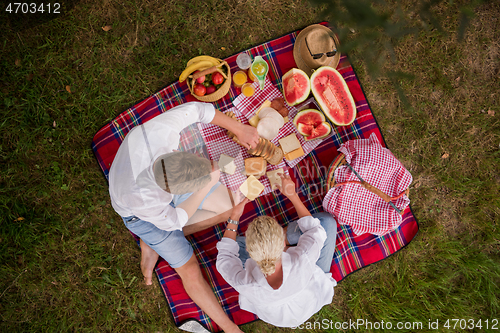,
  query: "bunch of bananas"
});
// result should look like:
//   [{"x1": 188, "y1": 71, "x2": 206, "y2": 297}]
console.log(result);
[{"x1": 179, "y1": 55, "x2": 221, "y2": 83}]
